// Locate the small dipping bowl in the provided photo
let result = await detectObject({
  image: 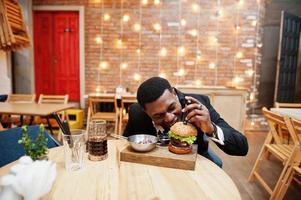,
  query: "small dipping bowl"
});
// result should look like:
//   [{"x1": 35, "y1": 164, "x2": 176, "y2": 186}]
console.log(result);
[{"x1": 128, "y1": 134, "x2": 158, "y2": 152}]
